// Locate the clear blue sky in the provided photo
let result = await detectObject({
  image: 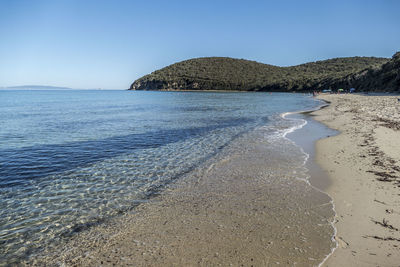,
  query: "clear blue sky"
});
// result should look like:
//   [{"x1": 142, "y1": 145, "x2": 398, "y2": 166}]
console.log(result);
[{"x1": 0, "y1": 0, "x2": 399, "y2": 89}]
